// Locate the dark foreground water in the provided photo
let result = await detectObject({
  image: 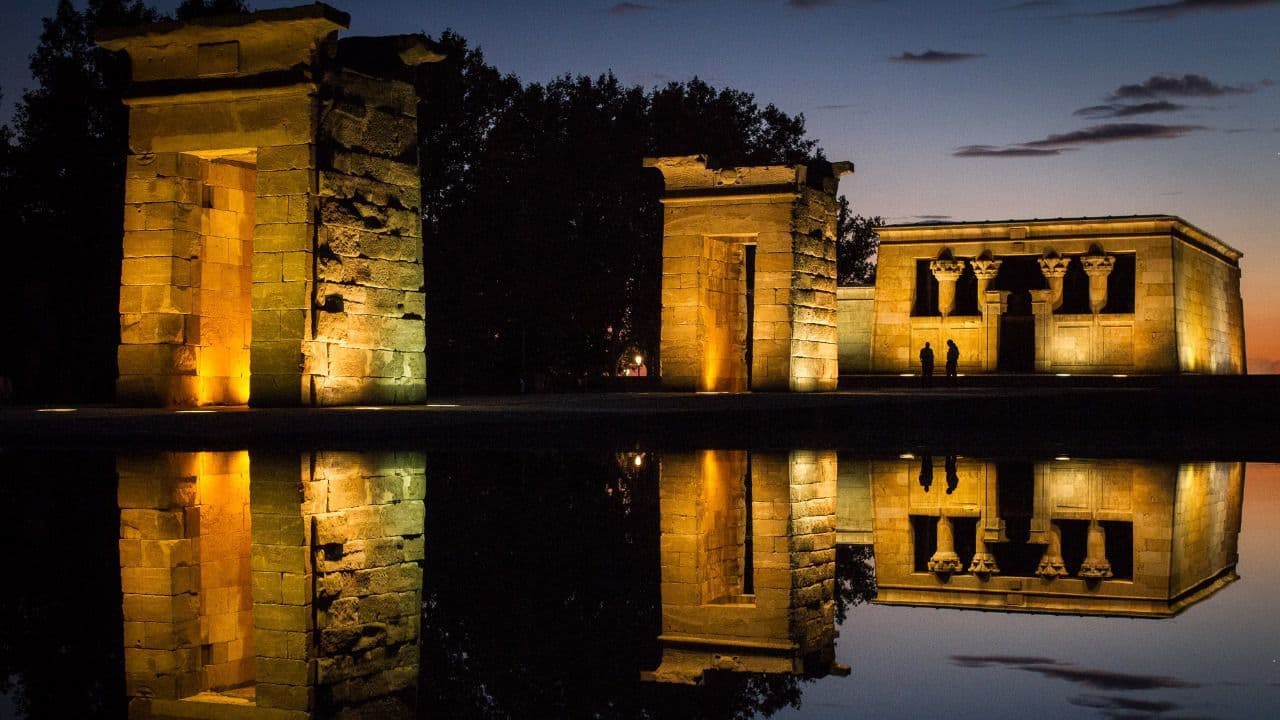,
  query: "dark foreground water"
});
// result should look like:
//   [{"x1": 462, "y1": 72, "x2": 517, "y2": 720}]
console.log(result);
[{"x1": 1, "y1": 448, "x2": 1276, "y2": 720}]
